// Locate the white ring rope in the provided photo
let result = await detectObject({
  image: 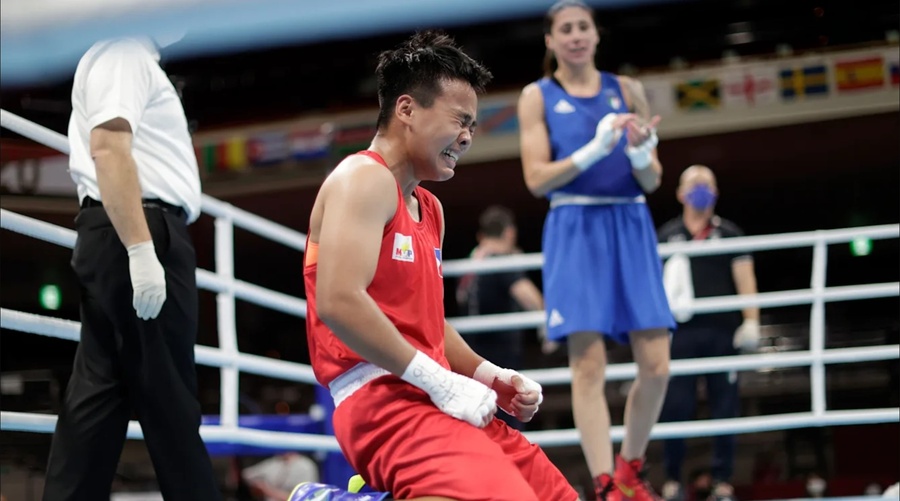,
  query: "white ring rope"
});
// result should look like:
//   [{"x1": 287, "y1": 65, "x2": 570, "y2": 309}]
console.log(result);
[
  {"x1": 0, "y1": 307, "x2": 333, "y2": 451},
  {"x1": 526, "y1": 408, "x2": 900, "y2": 447},
  {"x1": 201, "y1": 194, "x2": 307, "y2": 252},
  {"x1": 439, "y1": 225, "x2": 900, "y2": 277},
  {"x1": 447, "y1": 281, "x2": 900, "y2": 333},
  {"x1": 1, "y1": 108, "x2": 898, "y2": 452},
  {"x1": 4, "y1": 306, "x2": 896, "y2": 386},
  {"x1": 0, "y1": 109, "x2": 69, "y2": 152},
  {"x1": 0, "y1": 308, "x2": 317, "y2": 384},
  {"x1": 4, "y1": 206, "x2": 897, "y2": 334},
  {"x1": 0, "y1": 411, "x2": 341, "y2": 452},
  {"x1": 0, "y1": 208, "x2": 77, "y2": 248},
  {"x1": 0, "y1": 209, "x2": 308, "y2": 318},
  {"x1": 0, "y1": 109, "x2": 307, "y2": 252}
]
